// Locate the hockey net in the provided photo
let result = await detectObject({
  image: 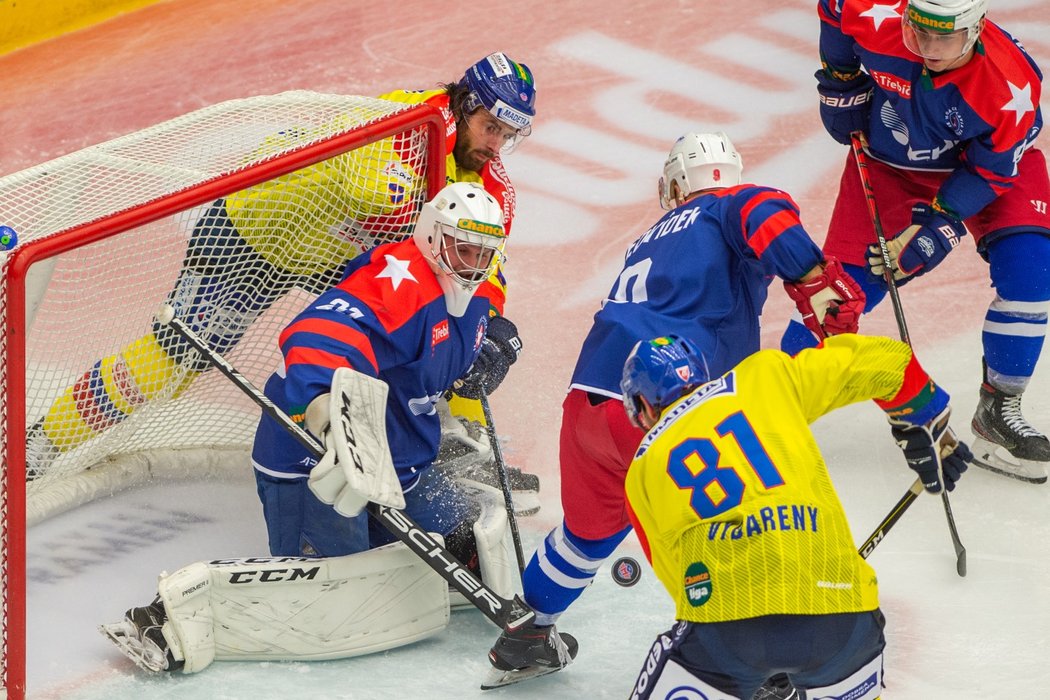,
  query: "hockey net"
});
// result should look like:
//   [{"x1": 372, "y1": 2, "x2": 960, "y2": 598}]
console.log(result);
[{"x1": 0, "y1": 91, "x2": 445, "y2": 699}]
